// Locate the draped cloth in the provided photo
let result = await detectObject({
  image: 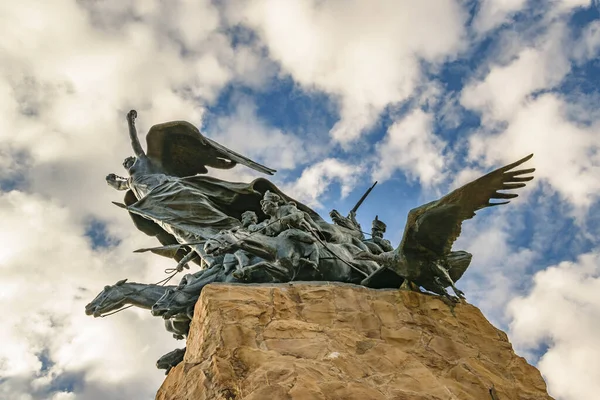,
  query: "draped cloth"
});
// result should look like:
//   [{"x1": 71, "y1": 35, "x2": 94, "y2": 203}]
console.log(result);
[{"x1": 123, "y1": 174, "x2": 329, "y2": 244}]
